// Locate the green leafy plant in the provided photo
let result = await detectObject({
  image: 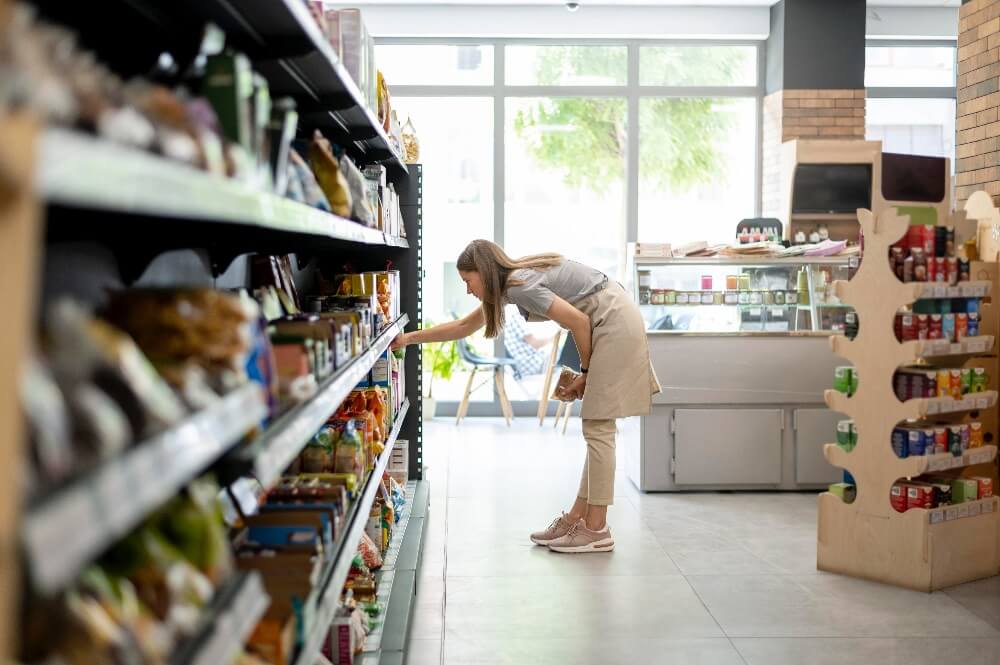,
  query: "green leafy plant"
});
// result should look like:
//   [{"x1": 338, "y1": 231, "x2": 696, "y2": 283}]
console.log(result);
[
  {"x1": 421, "y1": 322, "x2": 462, "y2": 399},
  {"x1": 513, "y1": 46, "x2": 745, "y2": 194}
]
